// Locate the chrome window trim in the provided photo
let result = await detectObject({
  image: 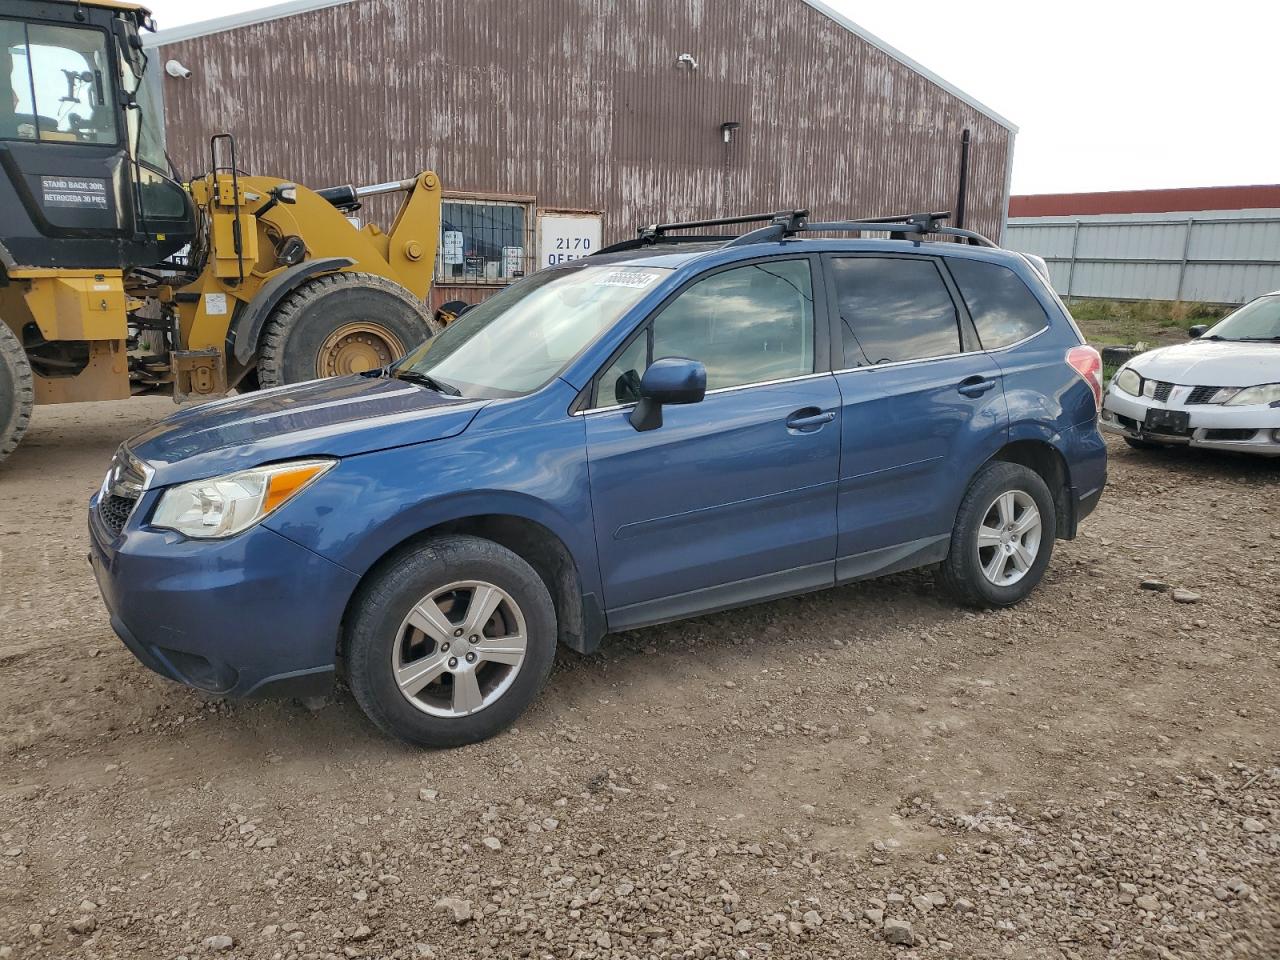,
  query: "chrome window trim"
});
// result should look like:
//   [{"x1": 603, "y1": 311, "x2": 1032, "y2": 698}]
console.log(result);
[
  {"x1": 577, "y1": 325, "x2": 1052, "y2": 415},
  {"x1": 578, "y1": 370, "x2": 834, "y2": 417}
]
